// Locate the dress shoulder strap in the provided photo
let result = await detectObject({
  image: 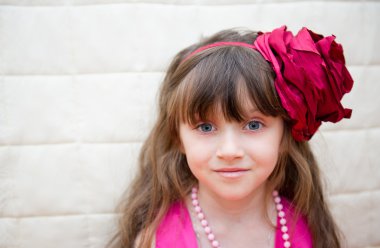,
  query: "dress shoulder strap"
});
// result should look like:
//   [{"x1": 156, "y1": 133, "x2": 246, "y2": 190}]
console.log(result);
[
  {"x1": 275, "y1": 199, "x2": 313, "y2": 248},
  {"x1": 156, "y1": 201, "x2": 198, "y2": 248}
]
